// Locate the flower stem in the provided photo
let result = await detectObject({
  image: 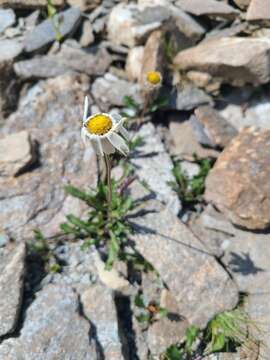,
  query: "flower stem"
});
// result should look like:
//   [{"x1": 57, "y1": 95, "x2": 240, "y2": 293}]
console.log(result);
[{"x1": 104, "y1": 154, "x2": 112, "y2": 207}]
